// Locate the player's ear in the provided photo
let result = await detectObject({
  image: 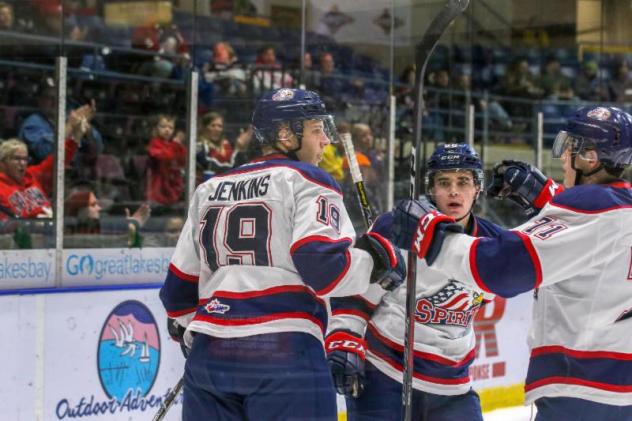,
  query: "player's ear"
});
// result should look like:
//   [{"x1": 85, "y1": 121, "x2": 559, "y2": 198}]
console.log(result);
[
  {"x1": 580, "y1": 149, "x2": 599, "y2": 169},
  {"x1": 277, "y1": 125, "x2": 295, "y2": 149}
]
